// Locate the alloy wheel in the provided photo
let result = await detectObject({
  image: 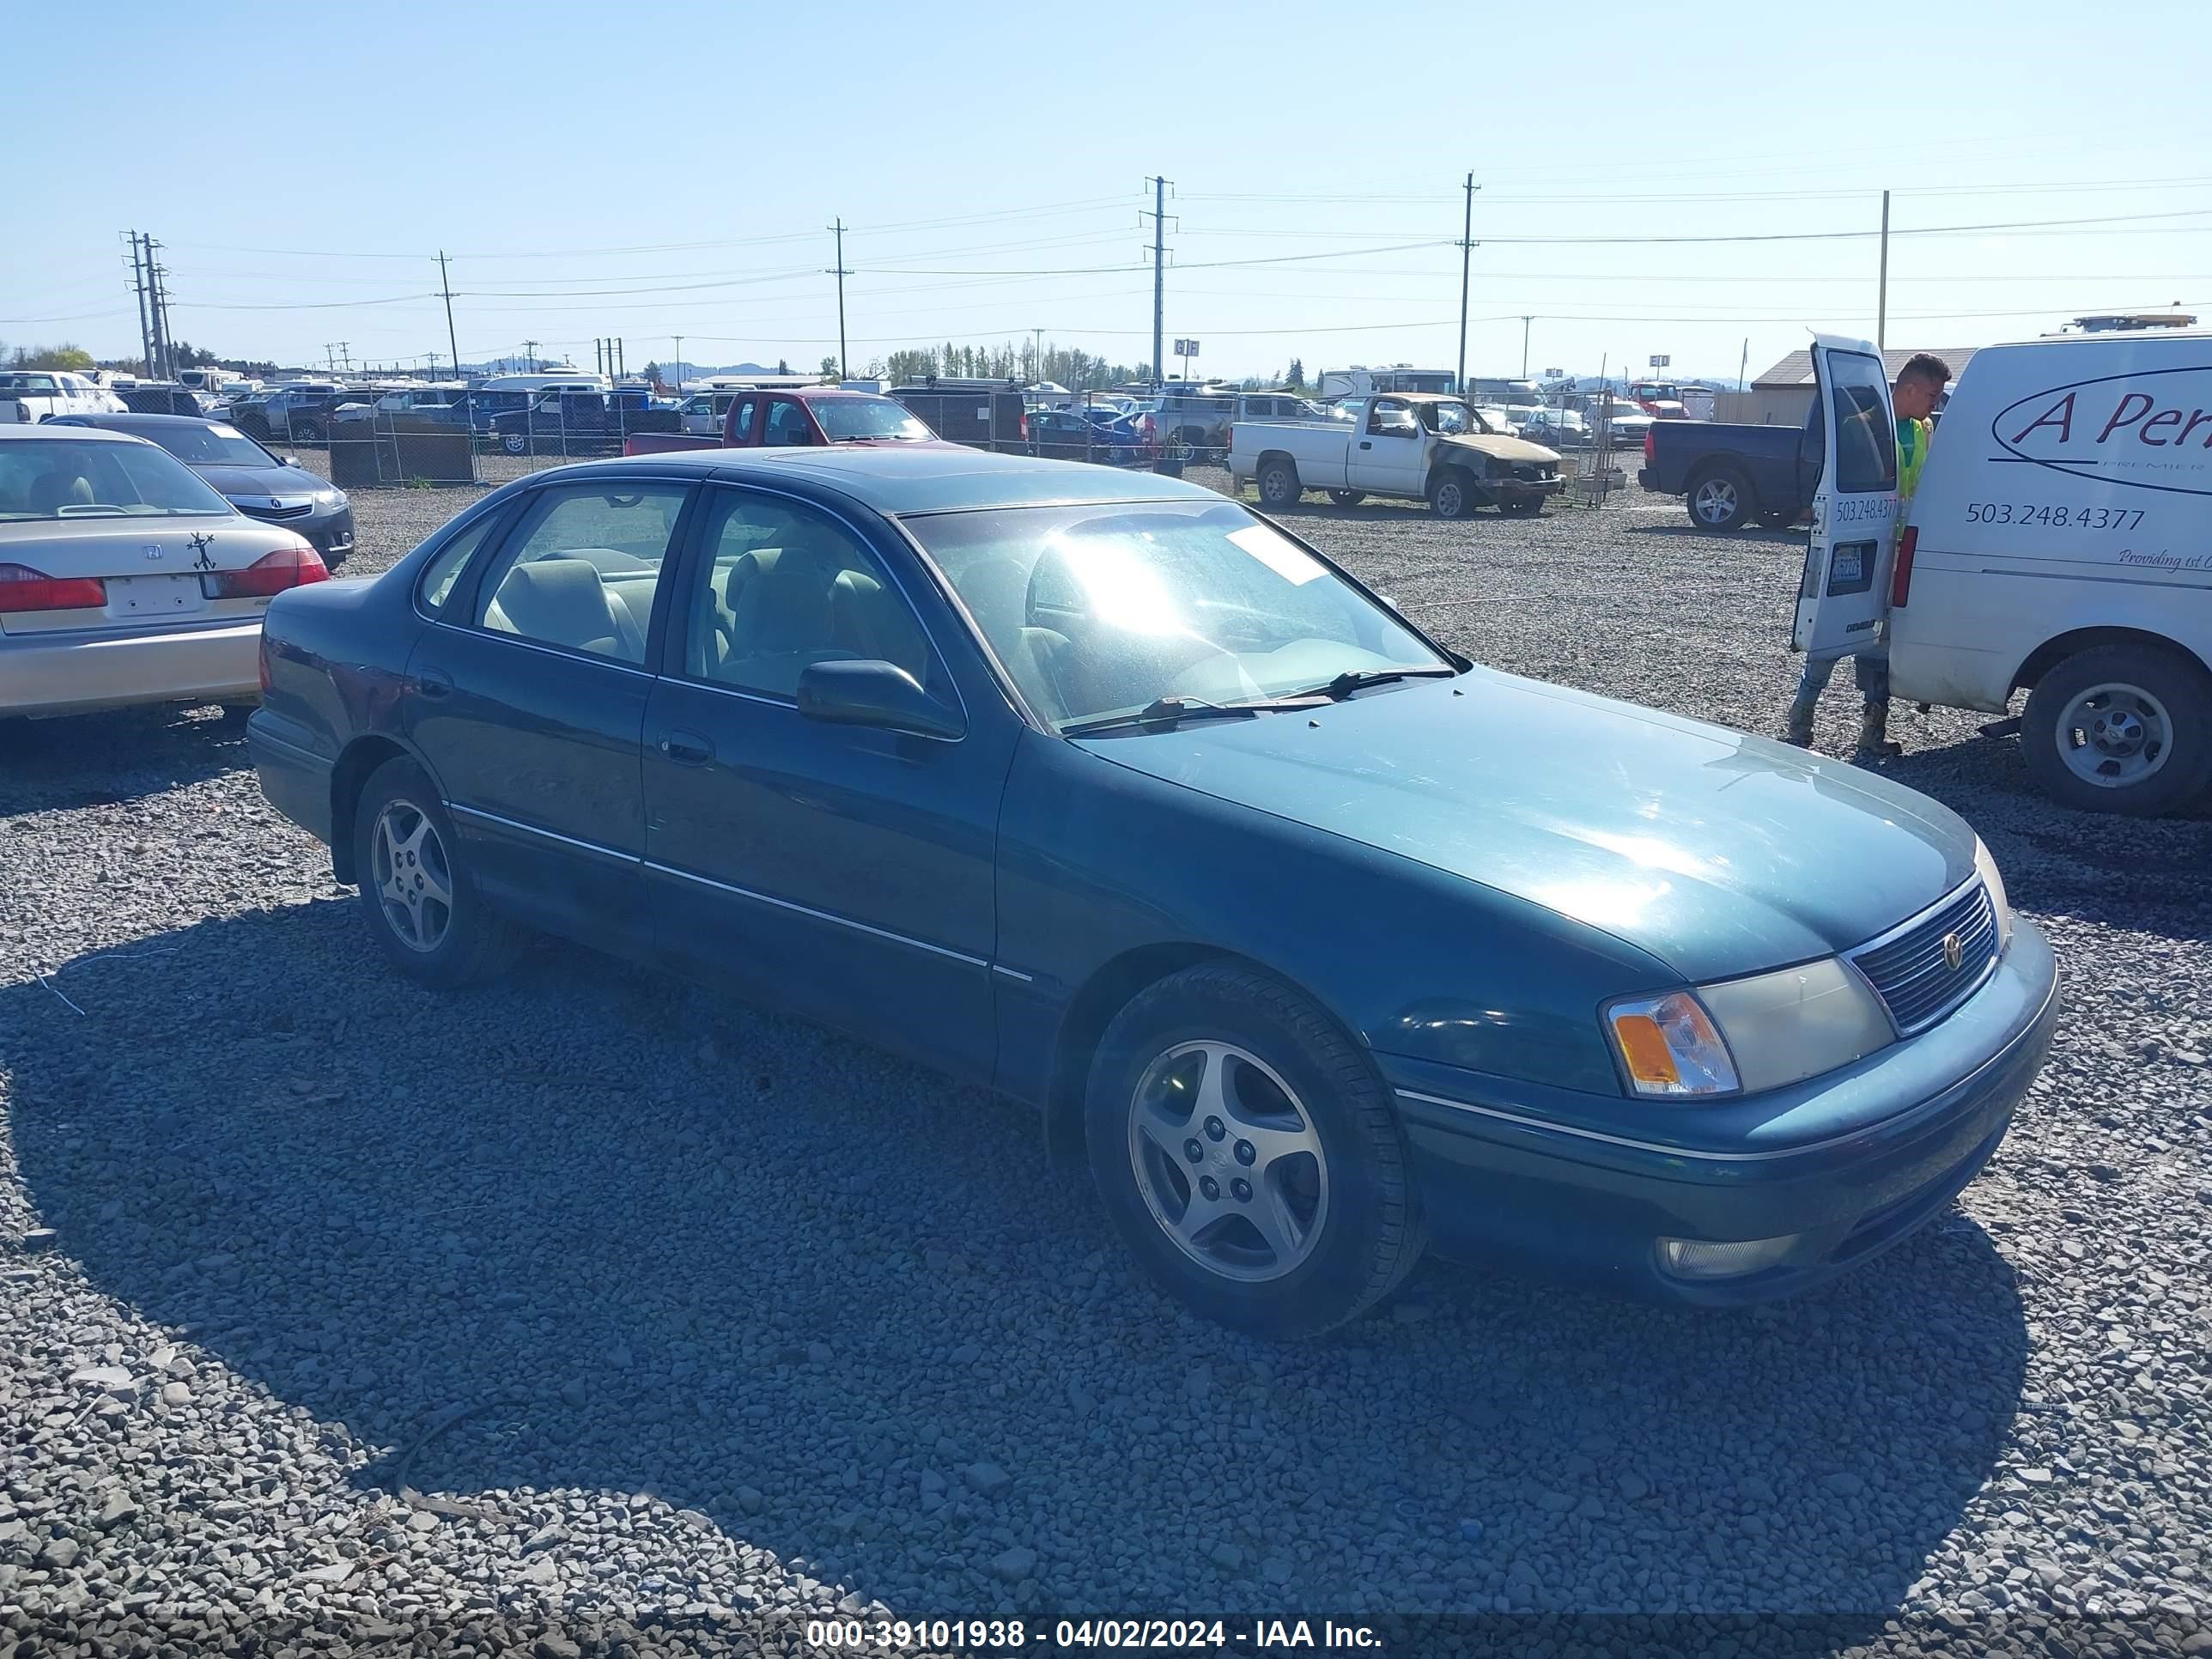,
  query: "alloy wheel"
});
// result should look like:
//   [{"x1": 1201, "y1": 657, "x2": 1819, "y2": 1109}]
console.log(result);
[
  {"x1": 1693, "y1": 477, "x2": 1739, "y2": 525},
  {"x1": 371, "y1": 799, "x2": 454, "y2": 952},
  {"x1": 1127, "y1": 1041, "x2": 1329, "y2": 1284}
]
